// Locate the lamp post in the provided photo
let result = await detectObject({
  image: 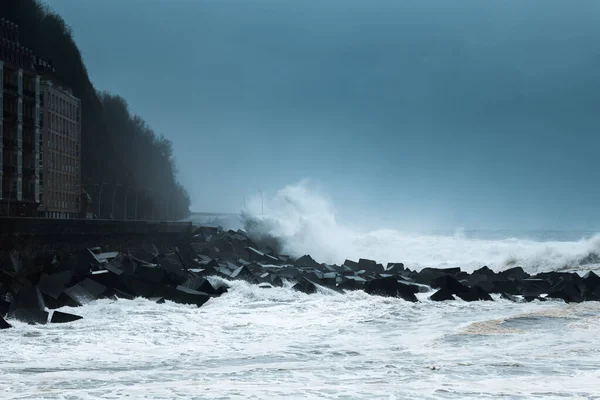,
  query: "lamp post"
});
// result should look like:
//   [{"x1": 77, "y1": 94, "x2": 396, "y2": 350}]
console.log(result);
[
  {"x1": 97, "y1": 179, "x2": 105, "y2": 219},
  {"x1": 111, "y1": 183, "x2": 122, "y2": 220},
  {"x1": 123, "y1": 185, "x2": 131, "y2": 220},
  {"x1": 134, "y1": 189, "x2": 139, "y2": 221},
  {"x1": 6, "y1": 178, "x2": 12, "y2": 217},
  {"x1": 137, "y1": 188, "x2": 154, "y2": 221}
]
